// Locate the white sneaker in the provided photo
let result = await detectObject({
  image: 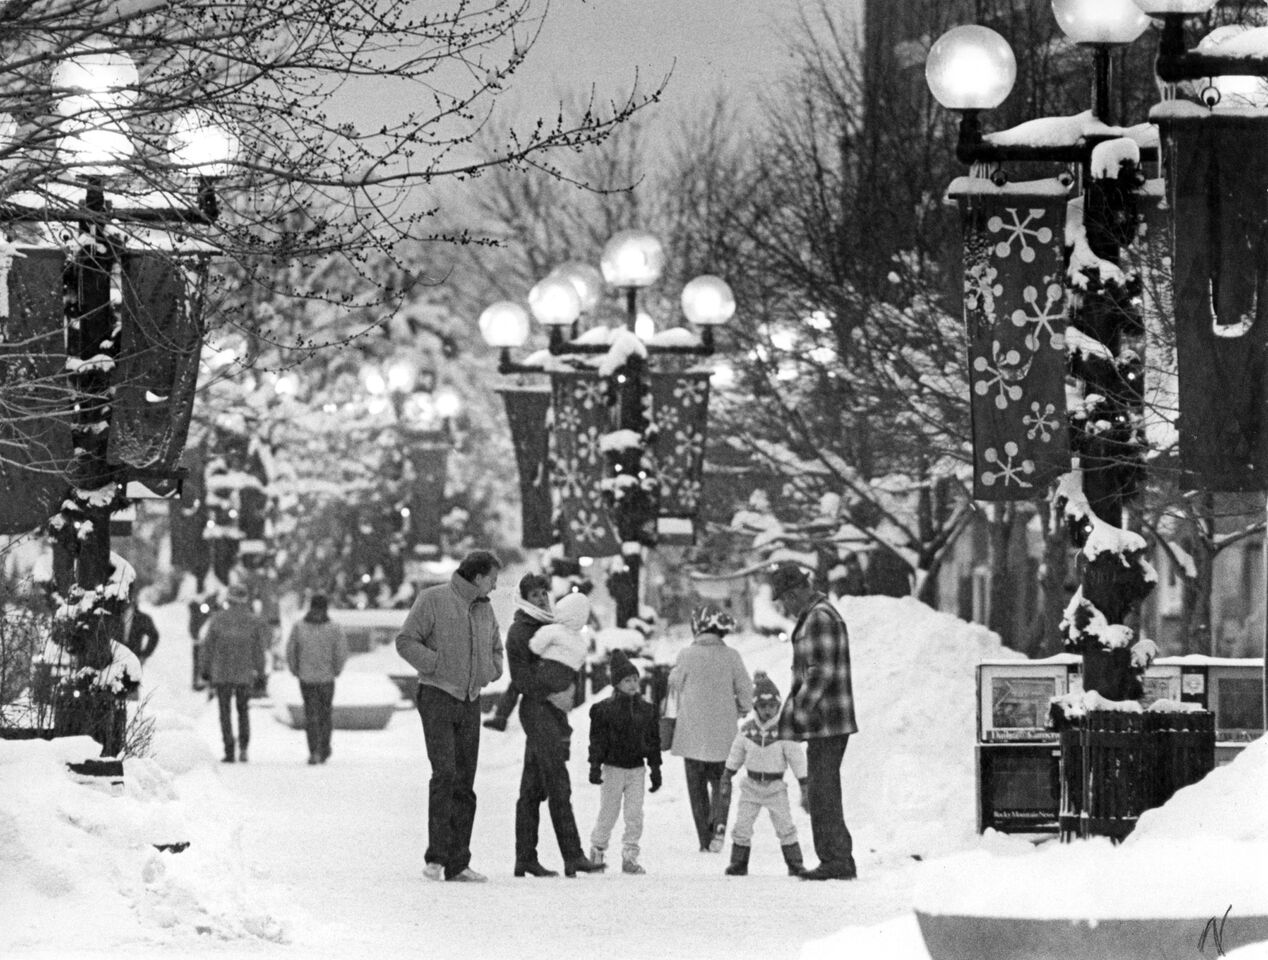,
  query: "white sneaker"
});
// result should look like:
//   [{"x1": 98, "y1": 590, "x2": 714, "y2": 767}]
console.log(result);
[
  {"x1": 423, "y1": 862, "x2": 443, "y2": 881},
  {"x1": 447, "y1": 867, "x2": 488, "y2": 883}
]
